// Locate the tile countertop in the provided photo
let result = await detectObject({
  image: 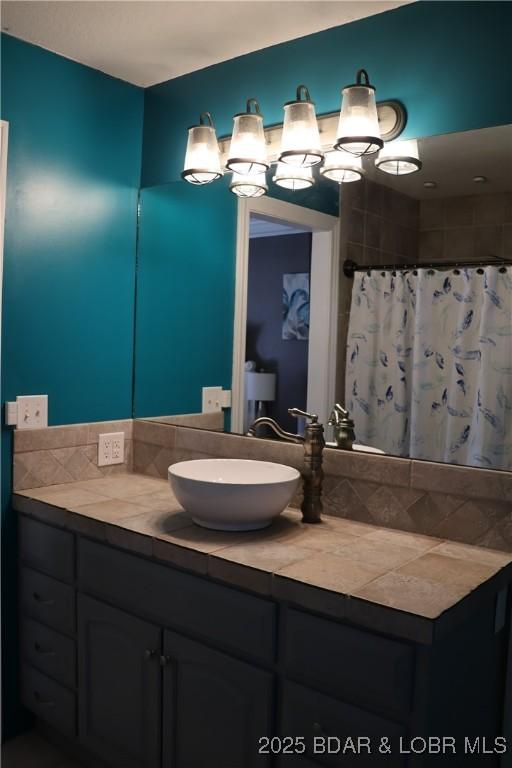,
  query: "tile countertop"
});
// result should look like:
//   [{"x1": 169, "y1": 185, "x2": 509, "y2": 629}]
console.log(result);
[{"x1": 13, "y1": 473, "x2": 512, "y2": 644}]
